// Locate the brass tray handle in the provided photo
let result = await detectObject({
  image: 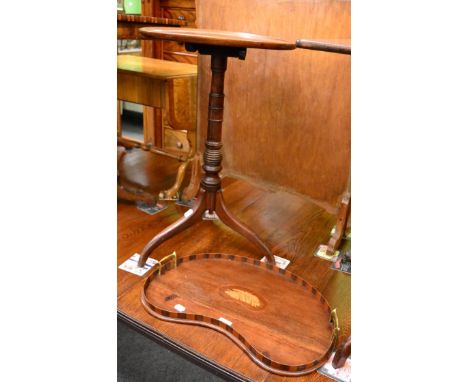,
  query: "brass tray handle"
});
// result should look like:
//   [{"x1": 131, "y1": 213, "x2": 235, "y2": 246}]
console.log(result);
[
  {"x1": 154, "y1": 251, "x2": 177, "y2": 276},
  {"x1": 331, "y1": 308, "x2": 340, "y2": 340}
]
